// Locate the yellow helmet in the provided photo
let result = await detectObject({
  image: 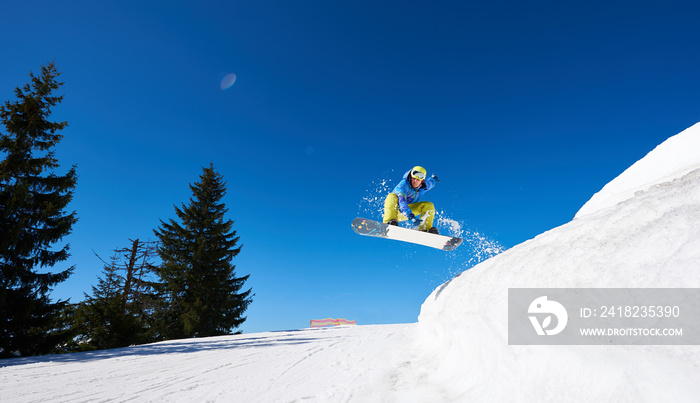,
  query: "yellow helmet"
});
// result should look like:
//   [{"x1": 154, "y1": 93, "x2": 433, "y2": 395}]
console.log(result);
[{"x1": 410, "y1": 166, "x2": 427, "y2": 181}]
